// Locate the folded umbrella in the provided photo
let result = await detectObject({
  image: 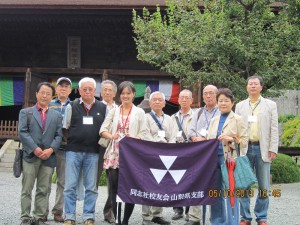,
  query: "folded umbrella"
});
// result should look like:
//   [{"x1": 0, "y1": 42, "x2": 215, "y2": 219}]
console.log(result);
[{"x1": 226, "y1": 156, "x2": 236, "y2": 207}]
